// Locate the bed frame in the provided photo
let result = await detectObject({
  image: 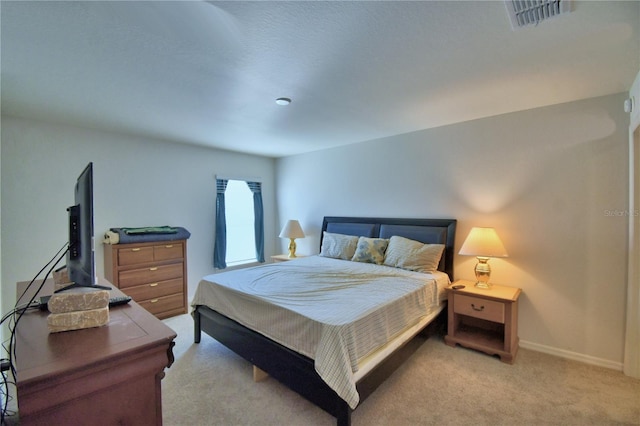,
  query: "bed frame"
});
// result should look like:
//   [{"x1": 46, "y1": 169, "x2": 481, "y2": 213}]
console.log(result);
[{"x1": 193, "y1": 216, "x2": 456, "y2": 426}]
